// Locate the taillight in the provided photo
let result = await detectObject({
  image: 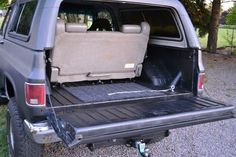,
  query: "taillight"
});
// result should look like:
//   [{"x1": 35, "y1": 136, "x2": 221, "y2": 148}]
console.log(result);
[
  {"x1": 198, "y1": 73, "x2": 205, "y2": 91},
  {"x1": 25, "y1": 83, "x2": 45, "y2": 106}
]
